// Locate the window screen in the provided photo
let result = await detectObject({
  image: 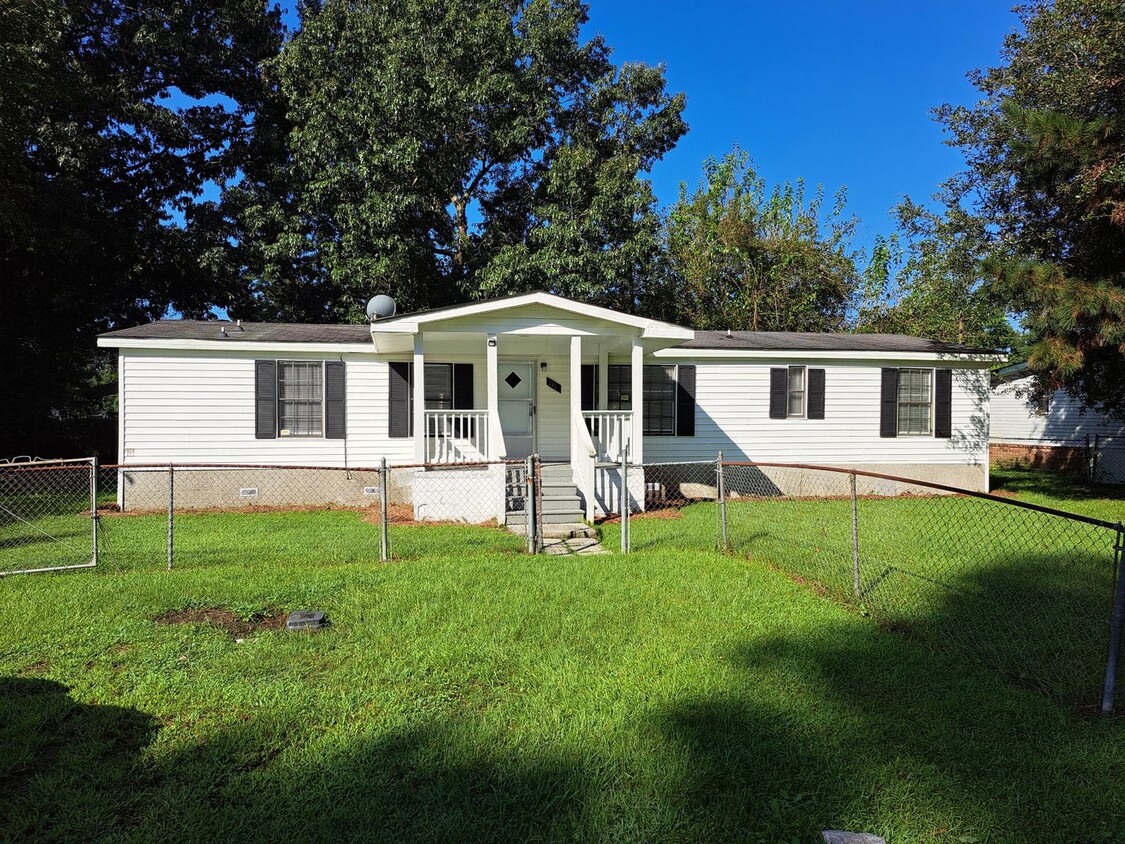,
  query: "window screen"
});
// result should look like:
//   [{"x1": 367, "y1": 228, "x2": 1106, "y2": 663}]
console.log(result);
[
  {"x1": 278, "y1": 362, "x2": 323, "y2": 436},
  {"x1": 607, "y1": 364, "x2": 631, "y2": 410},
  {"x1": 787, "y1": 366, "x2": 805, "y2": 418},
  {"x1": 643, "y1": 365, "x2": 677, "y2": 436},
  {"x1": 424, "y1": 363, "x2": 453, "y2": 410},
  {"x1": 897, "y1": 368, "x2": 932, "y2": 436}
]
